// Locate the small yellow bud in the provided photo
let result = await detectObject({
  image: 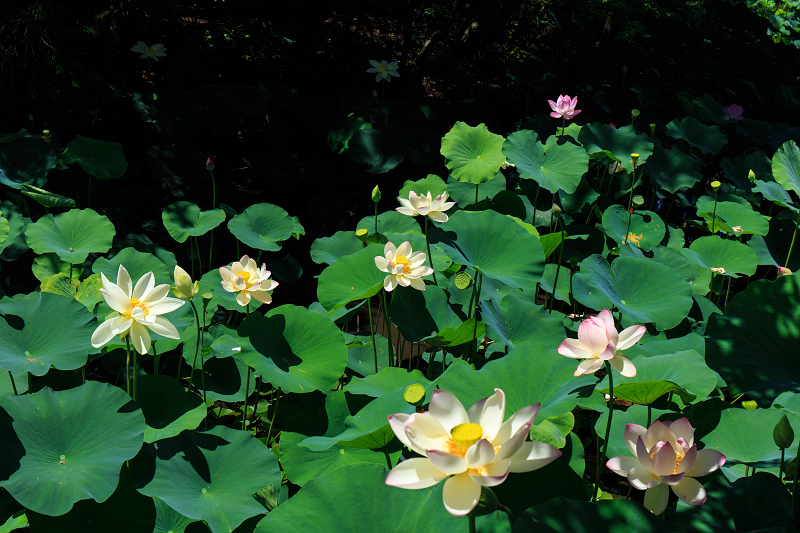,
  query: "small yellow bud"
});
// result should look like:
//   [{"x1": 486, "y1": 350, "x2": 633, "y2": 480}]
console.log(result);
[
  {"x1": 171, "y1": 265, "x2": 198, "y2": 300},
  {"x1": 748, "y1": 169, "x2": 756, "y2": 181},
  {"x1": 372, "y1": 185, "x2": 381, "y2": 203}
]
